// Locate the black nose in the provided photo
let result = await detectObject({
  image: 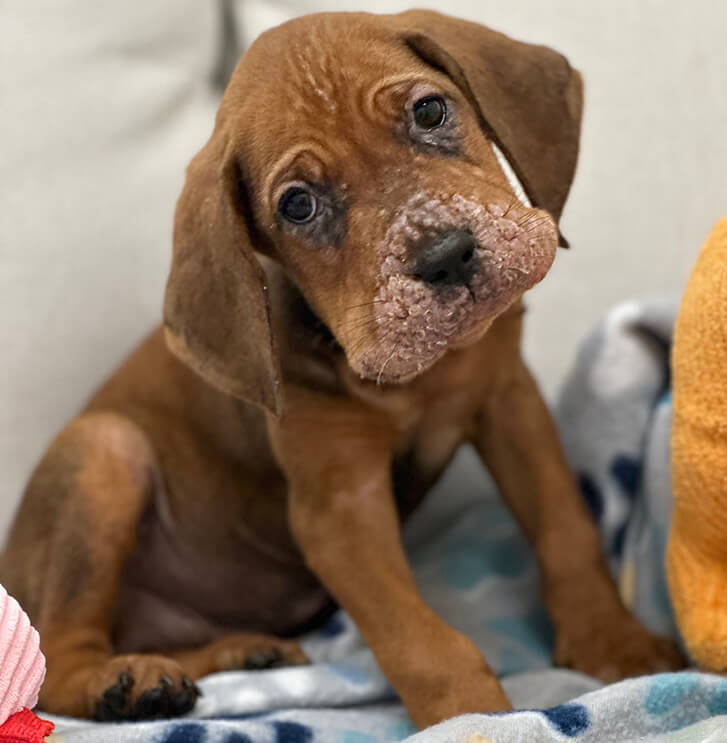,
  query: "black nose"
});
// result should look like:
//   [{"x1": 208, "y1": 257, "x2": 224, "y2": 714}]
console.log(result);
[{"x1": 413, "y1": 229, "x2": 477, "y2": 287}]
